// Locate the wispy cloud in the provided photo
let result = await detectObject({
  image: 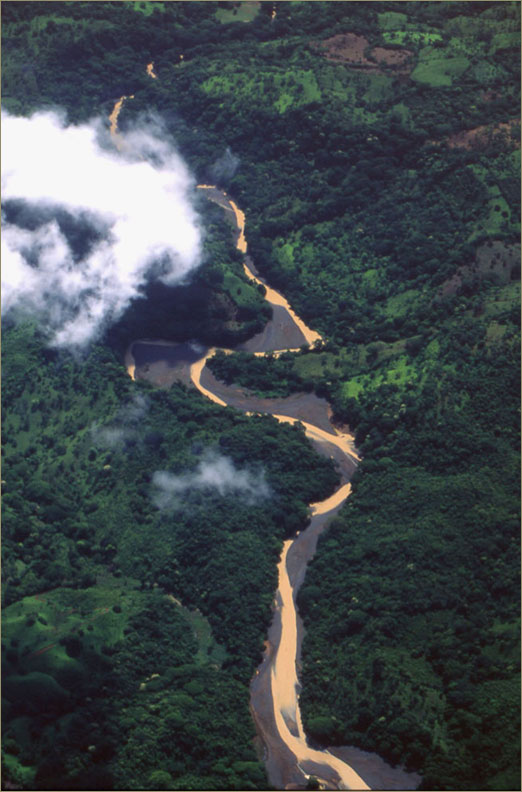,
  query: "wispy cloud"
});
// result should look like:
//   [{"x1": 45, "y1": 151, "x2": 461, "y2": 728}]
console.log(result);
[
  {"x1": 152, "y1": 450, "x2": 271, "y2": 509},
  {"x1": 91, "y1": 393, "x2": 150, "y2": 448},
  {"x1": 209, "y1": 146, "x2": 240, "y2": 186},
  {"x1": 2, "y1": 109, "x2": 202, "y2": 348}
]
